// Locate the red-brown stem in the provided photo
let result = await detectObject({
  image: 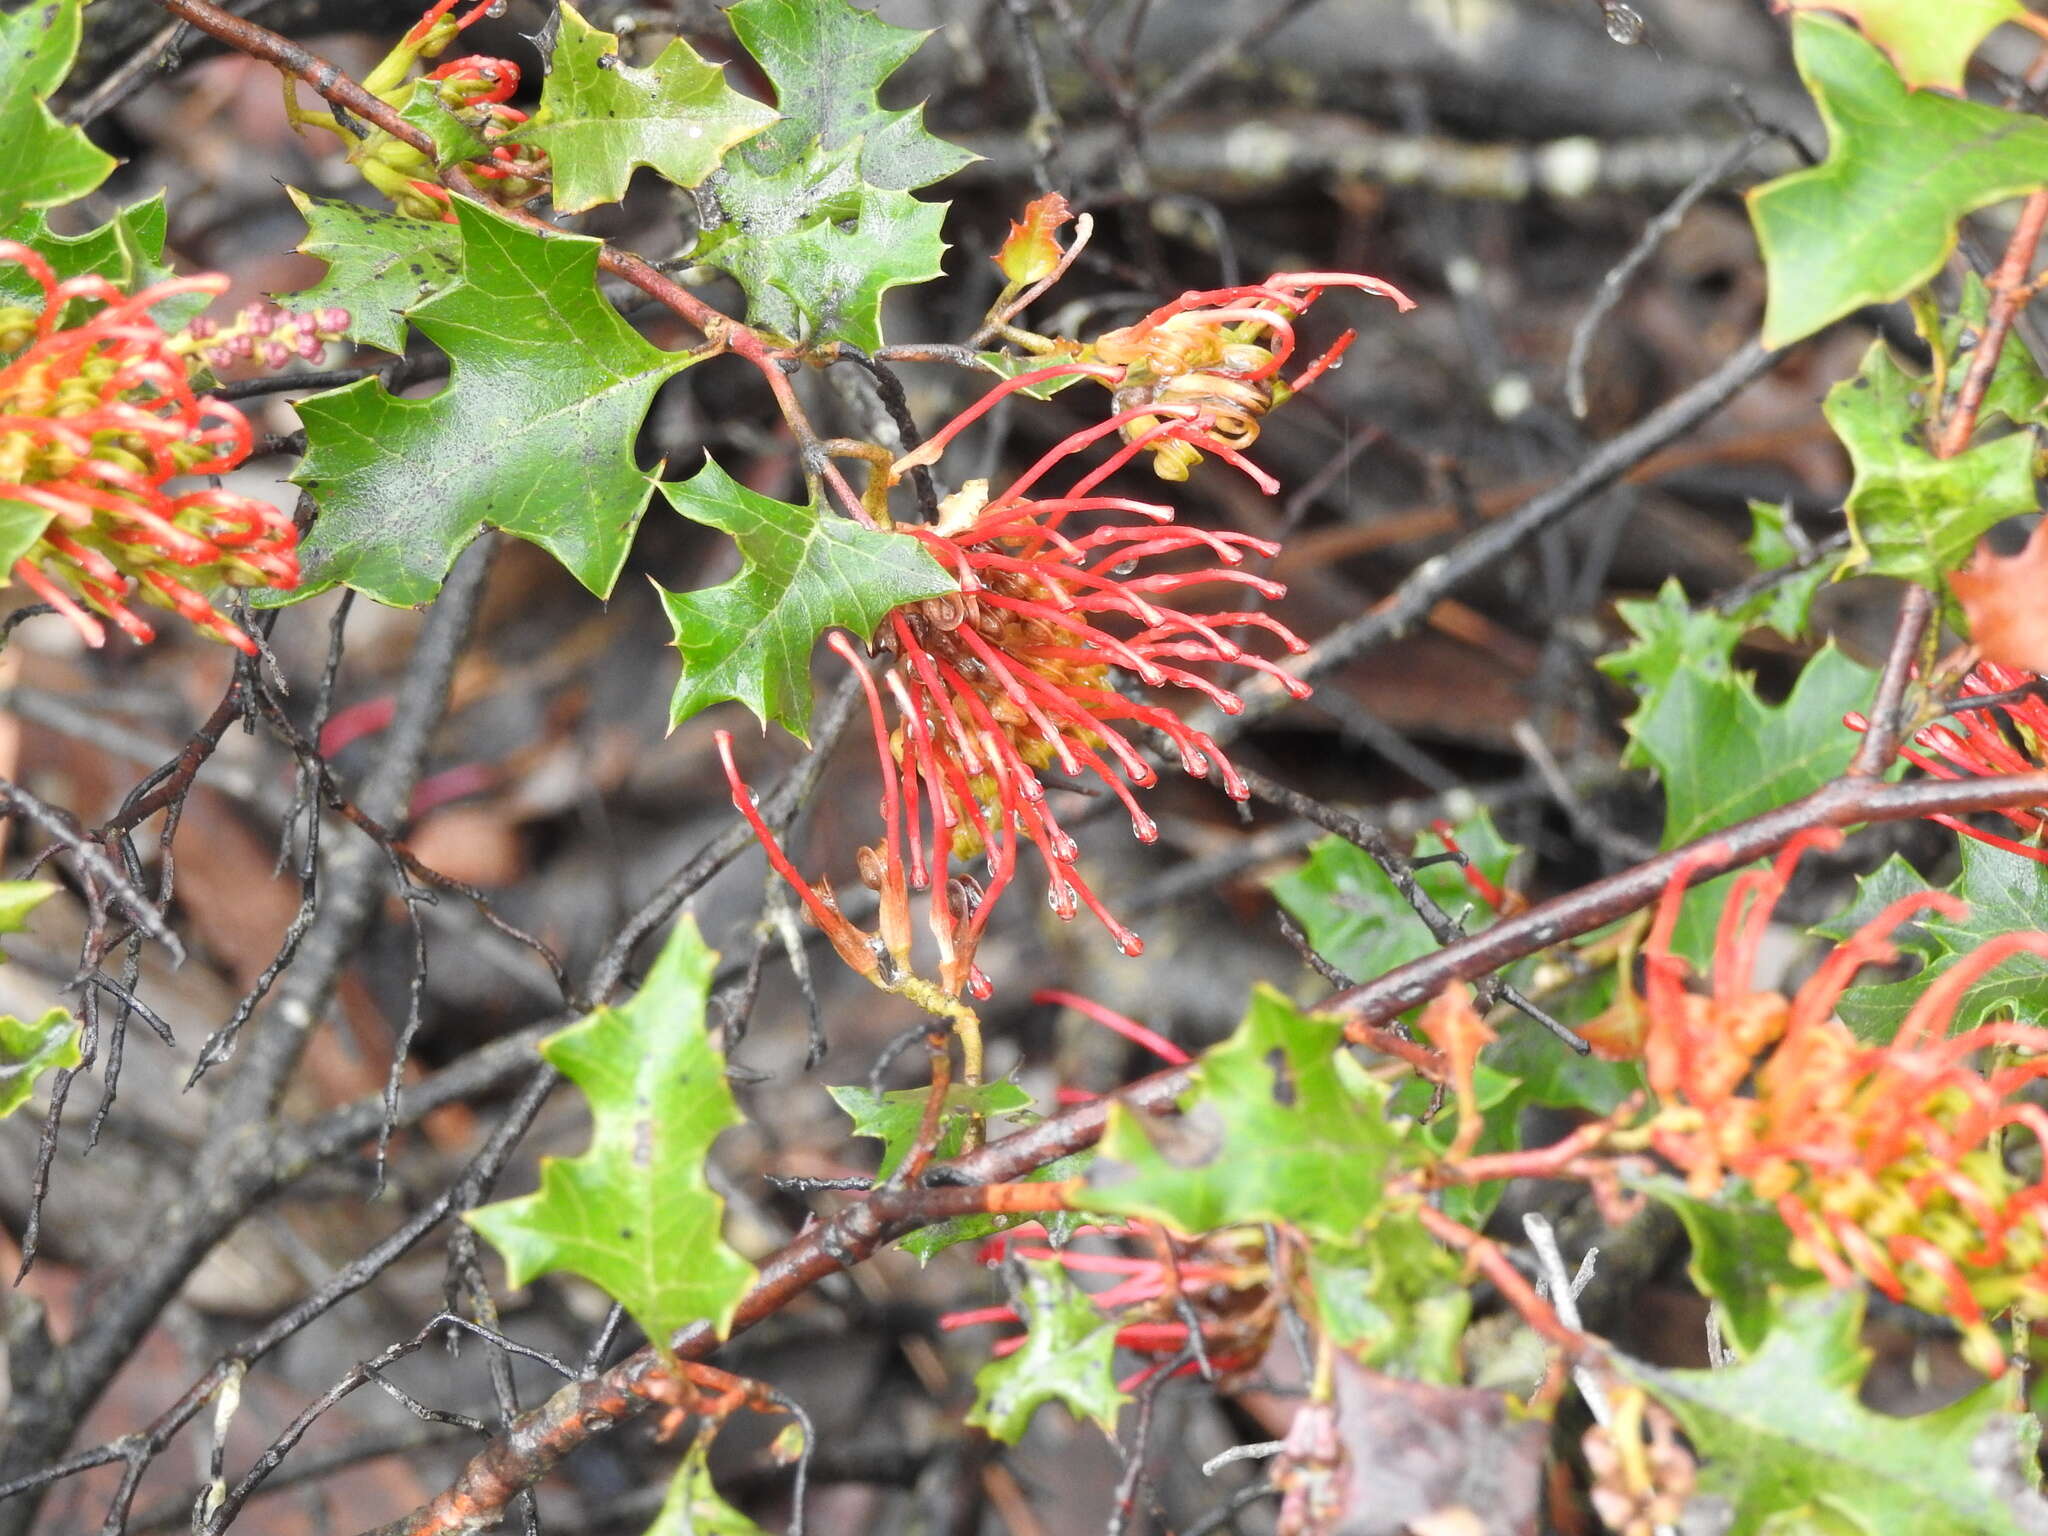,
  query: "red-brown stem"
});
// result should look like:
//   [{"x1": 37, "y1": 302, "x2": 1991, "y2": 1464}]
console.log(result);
[
  {"x1": 1935, "y1": 186, "x2": 2048, "y2": 460},
  {"x1": 1415, "y1": 1205, "x2": 1583, "y2": 1351}
]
